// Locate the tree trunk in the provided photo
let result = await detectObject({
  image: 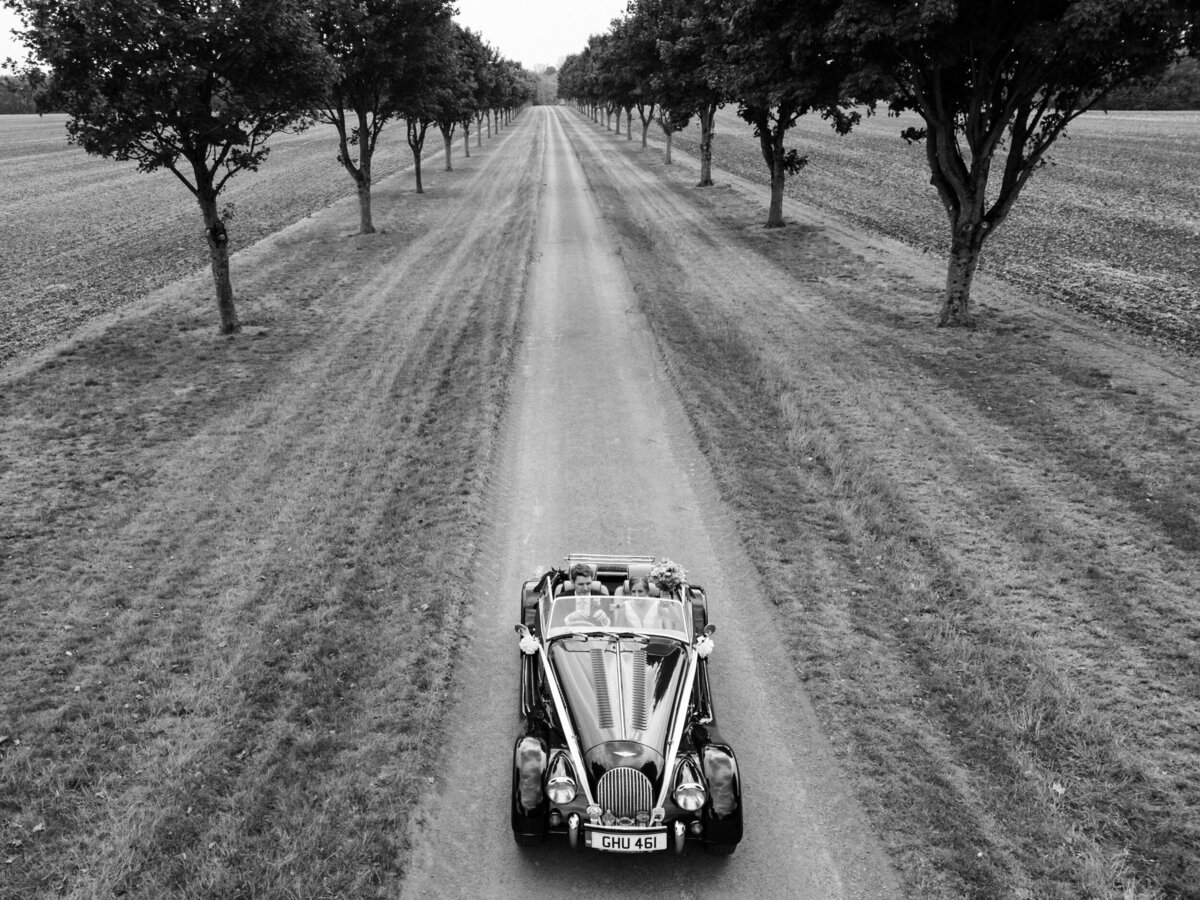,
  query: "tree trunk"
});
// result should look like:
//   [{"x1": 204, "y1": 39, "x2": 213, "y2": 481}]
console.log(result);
[
  {"x1": 626, "y1": 109, "x2": 632, "y2": 141},
  {"x1": 356, "y1": 176, "x2": 373, "y2": 234},
  {"x1": 697, "y1": 103, "x2": 716, "y2": 187},
  {"x1": 641, "y1": 120, "x2": 650, "y2": 148},
  {"x1": 664, "y1": 131, "x2": 674, "y2": 165},
  {"x1": 614, "y1": 110, "x2": 621, "y2": 135},
  {"x1": 441, "y1": 124, "x2": 454, "y2": 171},
  {"x1": 197, "y1": 190, "x2": 239, "y2": 334},
  {"x1": 408, "y1": 120, "x2": 427, "y2": 194},
  {"x1": 462, "y1": 123, "x2": 471, "y2": 158},
  {"x1": 768, "y1": 129, "x2": 787, "y2": 229},
  {"x1": 941, "y1": 219, "x2": 986, "y2": 327},
  {"x1": 332, "y1": 107, "x2": 376, "y2": 234}
]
